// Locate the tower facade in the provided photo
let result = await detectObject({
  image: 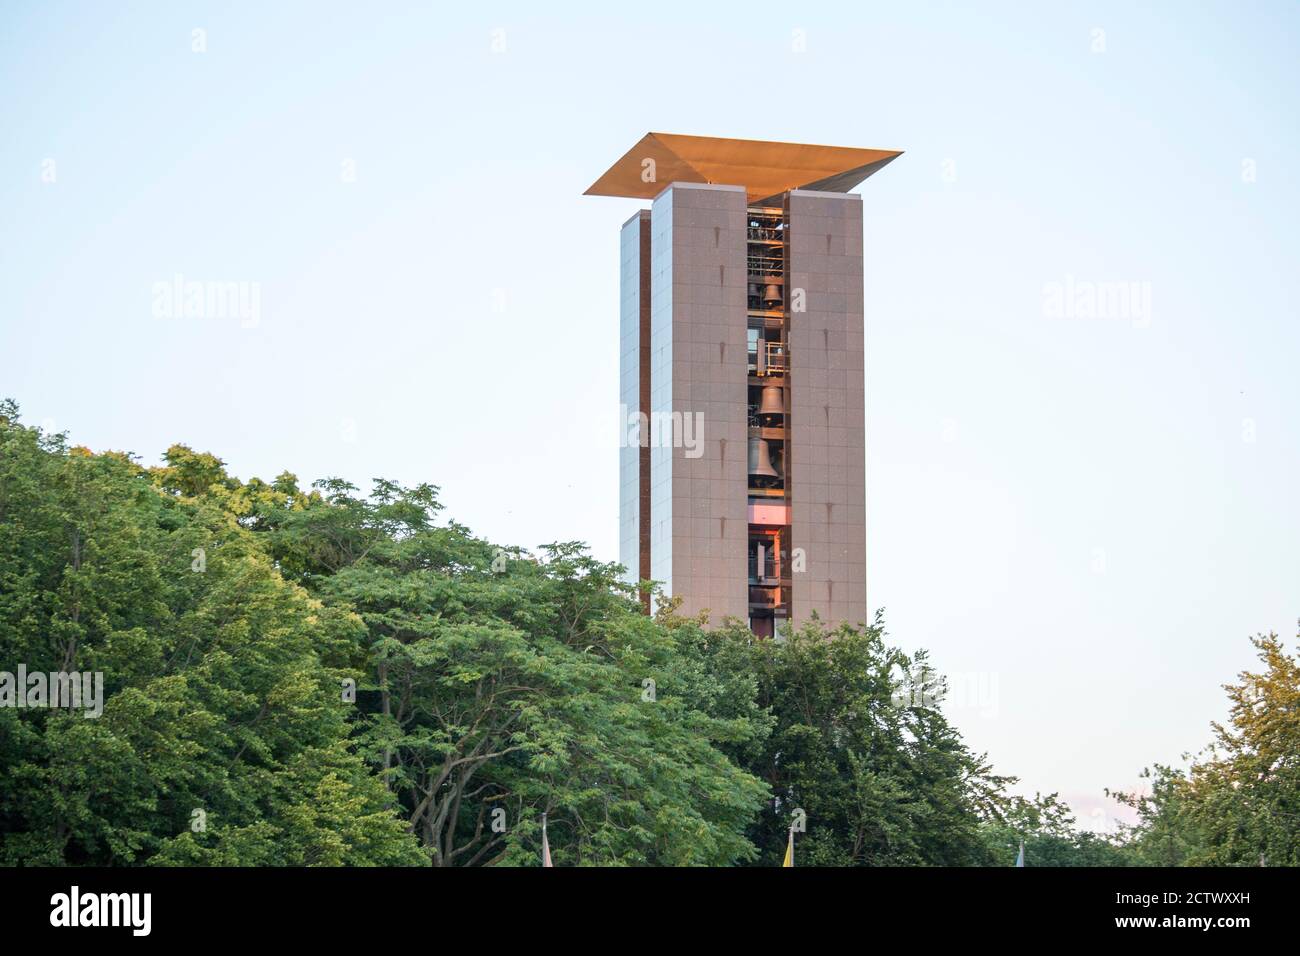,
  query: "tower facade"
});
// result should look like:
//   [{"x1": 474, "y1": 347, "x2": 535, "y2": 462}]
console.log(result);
[{"x1": 590, "y1": 133, "x2": 900, "y2": 634}]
